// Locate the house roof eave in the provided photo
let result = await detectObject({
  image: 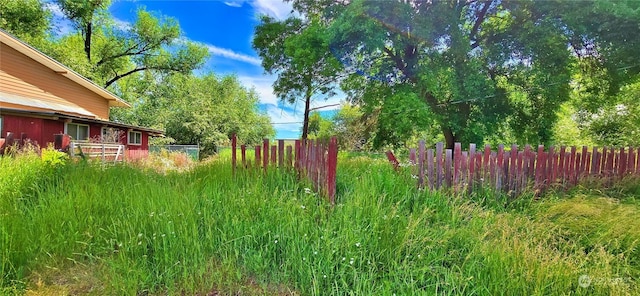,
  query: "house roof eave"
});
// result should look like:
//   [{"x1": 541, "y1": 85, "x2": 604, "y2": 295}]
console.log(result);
[
  {"x1": 0, "y1": 108, "x2": 164, "y2": 136},
  {"x1": 0, "y1": 29, "x2": 131, "y2": 108}
]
